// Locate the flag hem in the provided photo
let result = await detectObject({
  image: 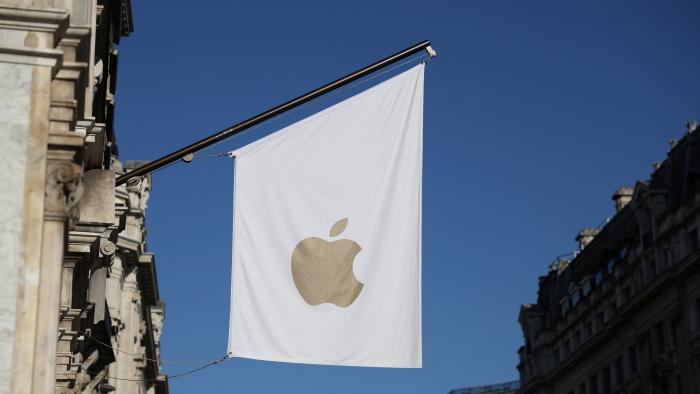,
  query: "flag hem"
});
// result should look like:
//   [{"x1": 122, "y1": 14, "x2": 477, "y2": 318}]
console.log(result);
[{"x1": 228, "y1": 351, "x2": 423, "y2": 369}]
